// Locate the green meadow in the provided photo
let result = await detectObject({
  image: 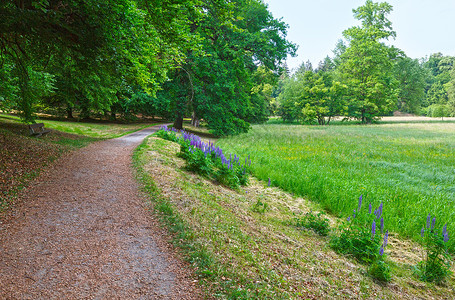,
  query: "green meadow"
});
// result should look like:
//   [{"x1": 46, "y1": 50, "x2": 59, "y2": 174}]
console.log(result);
[{"x1": 216, "y1": 122, "x2": 455, "y2": 251}]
